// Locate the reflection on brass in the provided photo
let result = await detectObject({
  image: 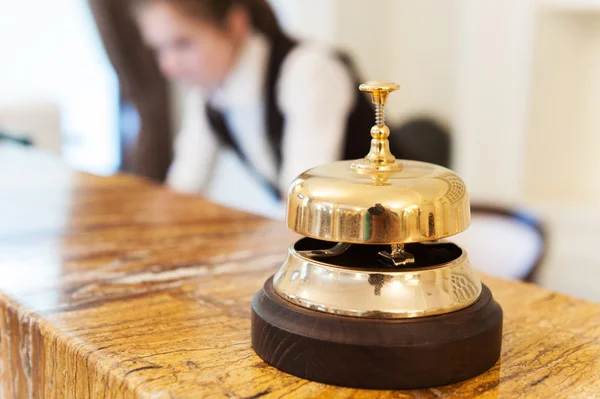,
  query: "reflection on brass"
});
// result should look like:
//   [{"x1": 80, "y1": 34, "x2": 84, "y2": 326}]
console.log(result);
[
  {"x1": 368, "y1": 274, "x2": 393, "y2": 296},
  {"x1": 378, "y1": 244, "x2": 415, "y2": 267},
  {"x1": 298, "y1": 242, "x2": 352, "y2": 259},
  {"x1": 287, "y1": 160, "x2": 470, "y2": 244},
  {"x1": 435, "y1": 172, "x2": 467, "y2": 204},
  {"x1": 273, "y1": 242, "x2": 481, "y2": 318}
]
